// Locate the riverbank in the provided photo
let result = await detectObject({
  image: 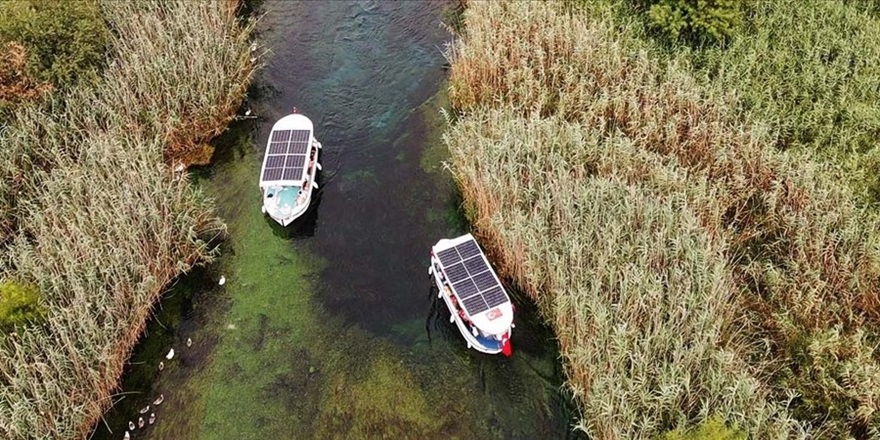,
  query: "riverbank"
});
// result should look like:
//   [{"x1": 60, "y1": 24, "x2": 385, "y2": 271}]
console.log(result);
[
  {"x1": 445, "y1": 1, "x2": 880, "y2": 438},
  {"x1": 0, "y1": 1, "x2": 255, "y2": 438}
]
